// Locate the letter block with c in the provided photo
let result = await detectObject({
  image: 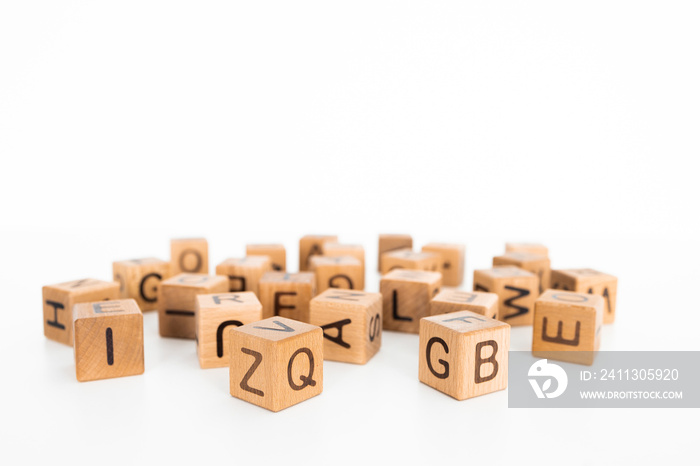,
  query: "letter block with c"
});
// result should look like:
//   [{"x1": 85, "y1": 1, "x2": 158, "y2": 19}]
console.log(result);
[{"x1": 112, "y1": 258, "x2": 171, "y2": 312}]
